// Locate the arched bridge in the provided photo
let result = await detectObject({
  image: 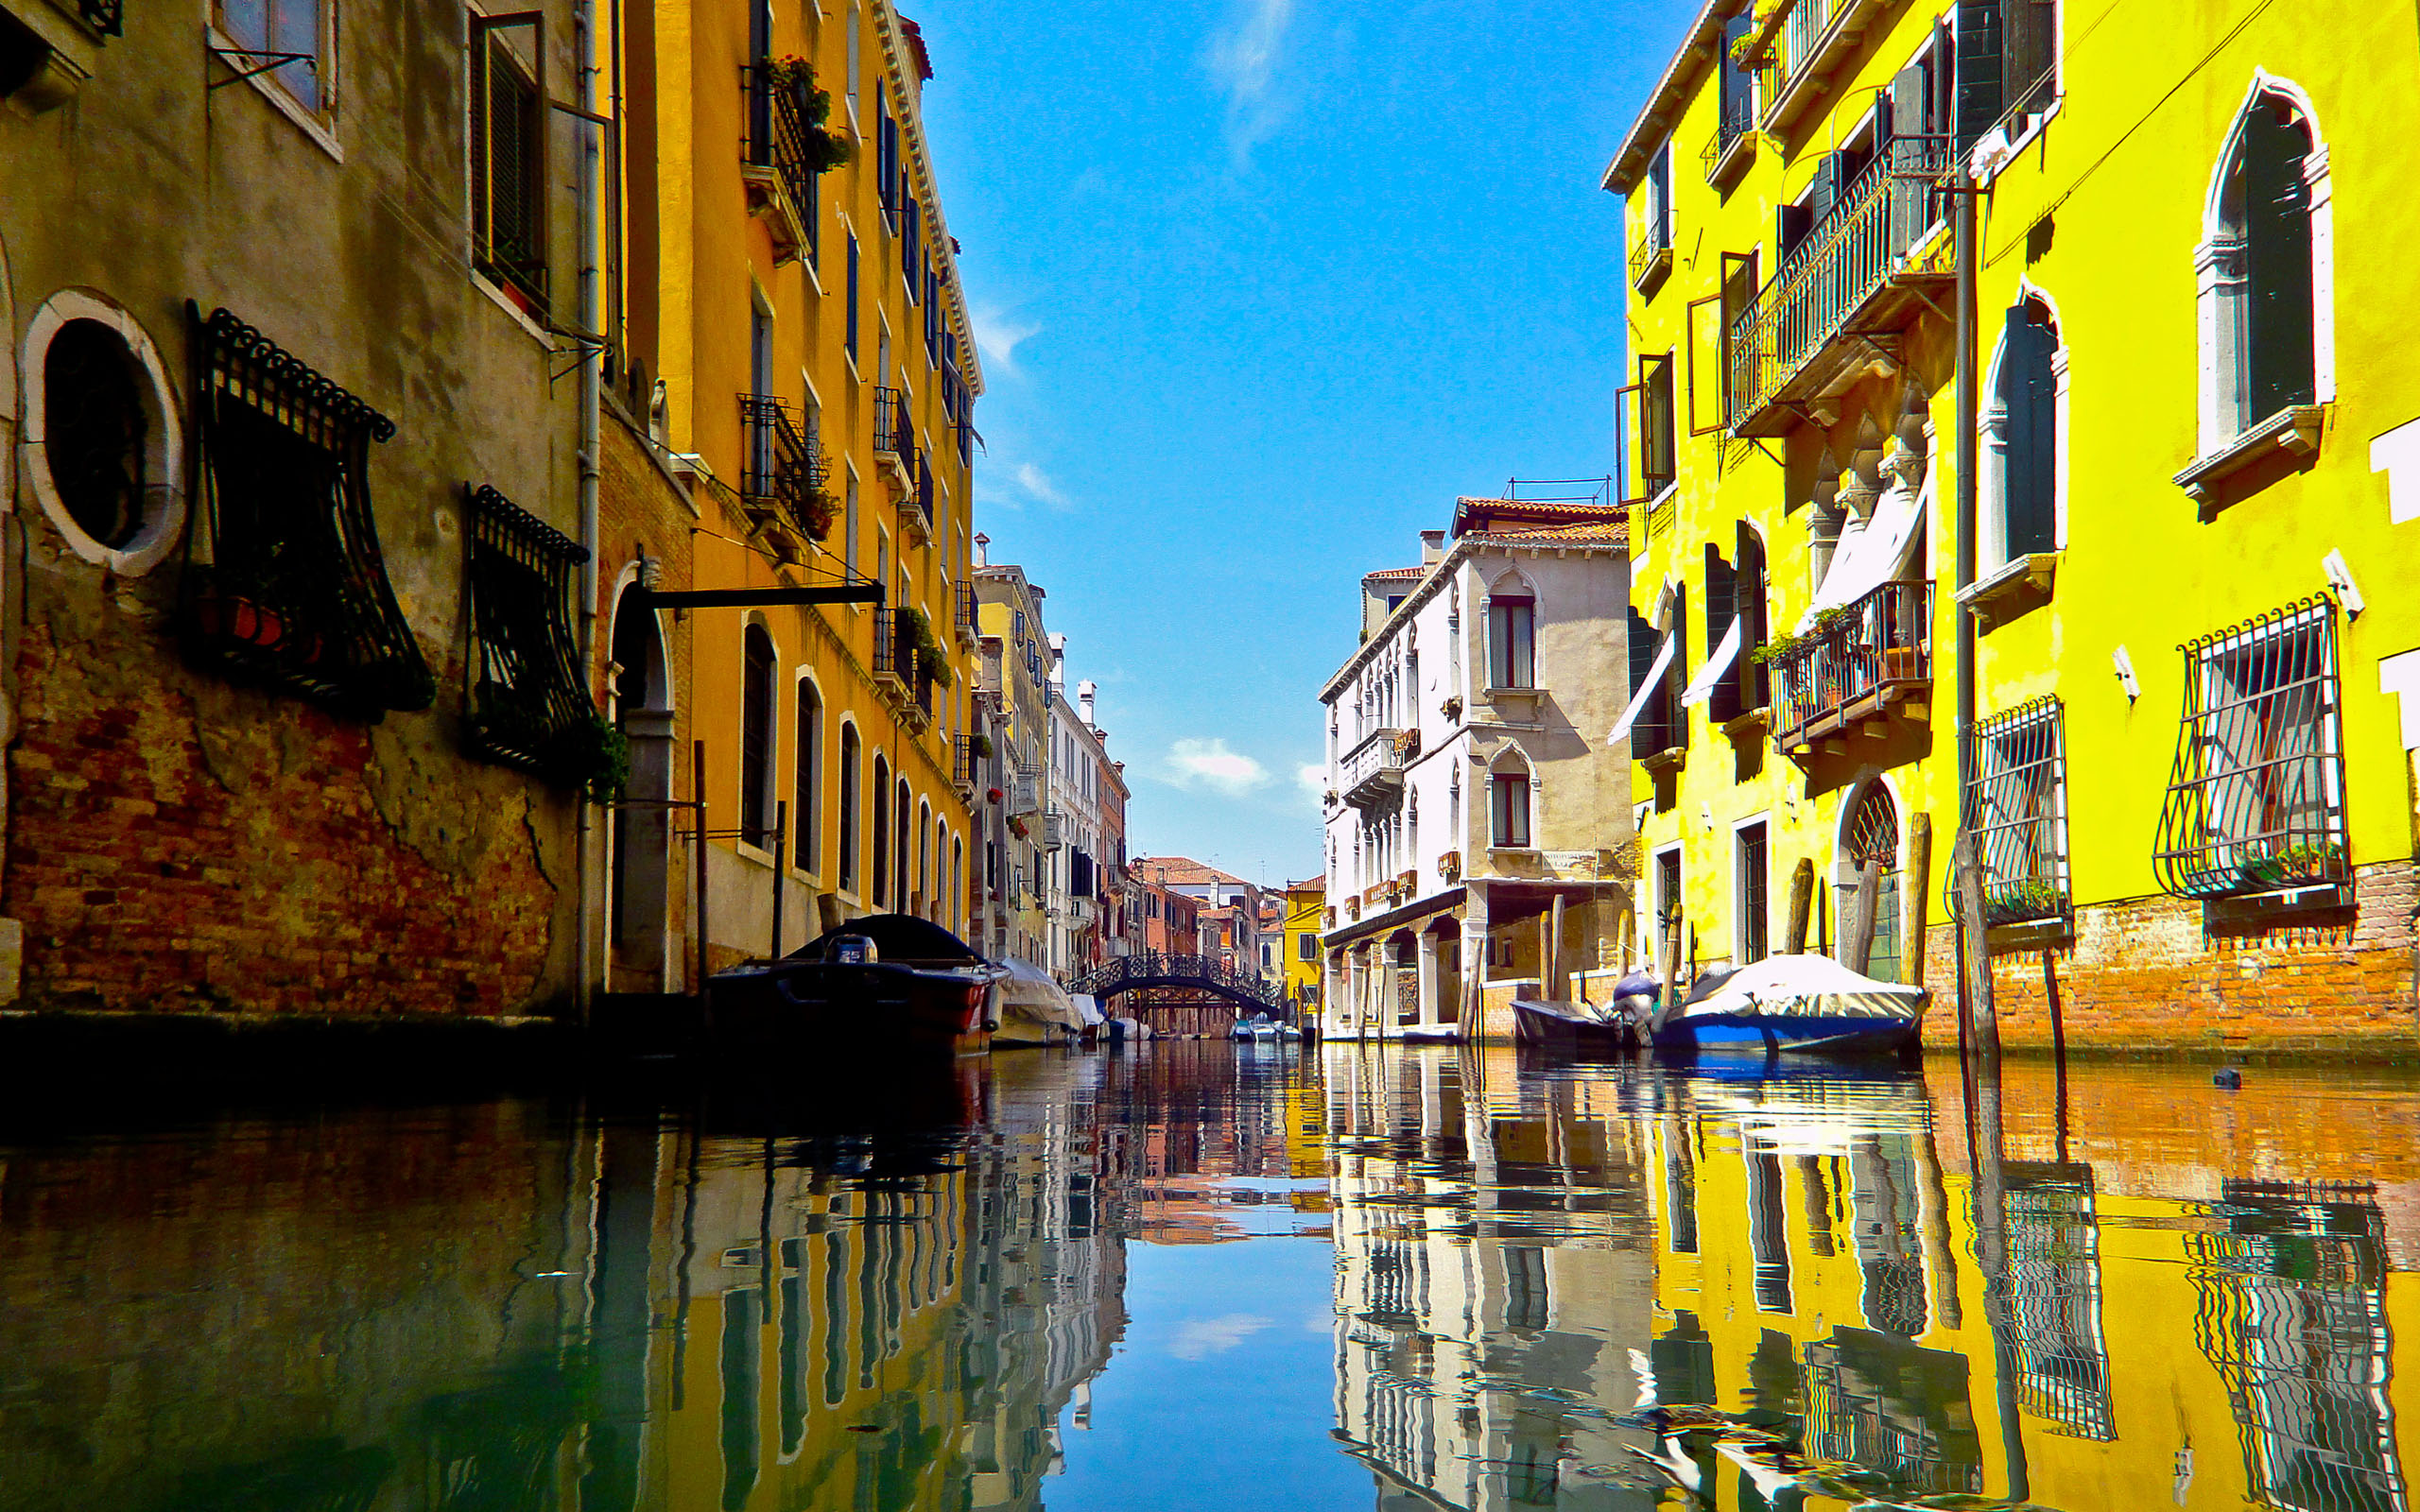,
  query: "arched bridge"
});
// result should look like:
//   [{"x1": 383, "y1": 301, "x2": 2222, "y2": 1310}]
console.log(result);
[{"x1": 1068, "y1": 952, "x2": 1288, "y2": 1017}]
